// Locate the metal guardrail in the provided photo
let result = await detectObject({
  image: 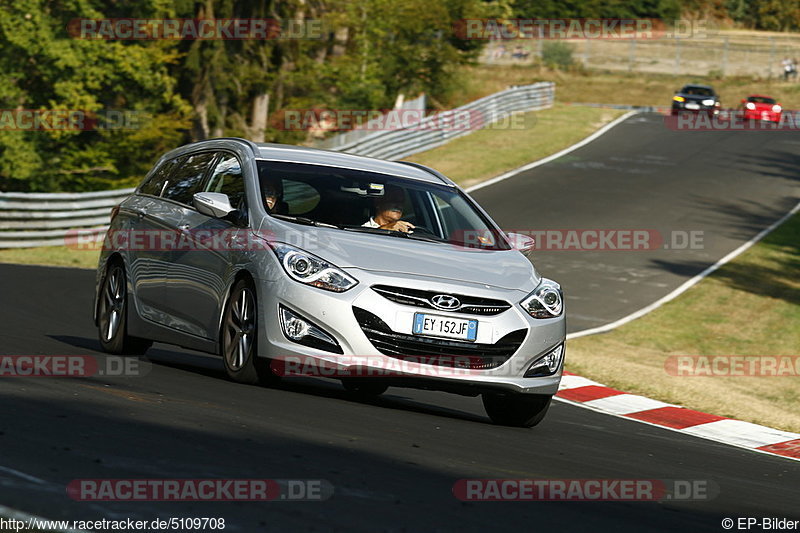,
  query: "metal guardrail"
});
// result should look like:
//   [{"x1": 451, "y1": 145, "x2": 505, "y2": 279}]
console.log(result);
[
  {"x1": 332, "y1": 82, "x2": 555, "y2": 160},
  {"x1": 315, "y1": 93, "x2": 428, "y2": 151},
  {"x1": 0, "y1": 82, "x2": 555, "y2": 249},
  {"x1": 0, "y1": 188, "x2": 134, "y2": 248}
]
